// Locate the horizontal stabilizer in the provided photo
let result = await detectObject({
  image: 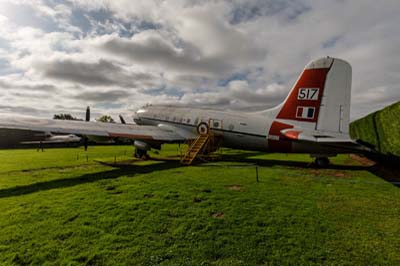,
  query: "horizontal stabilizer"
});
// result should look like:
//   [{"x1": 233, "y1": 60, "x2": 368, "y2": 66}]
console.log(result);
[
  {"x1": 281, "y1": 128, "x2": 353, "y2": 143},
  {"x1": 281, "y1": 128, "x2": 370, "y2": 152}
]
